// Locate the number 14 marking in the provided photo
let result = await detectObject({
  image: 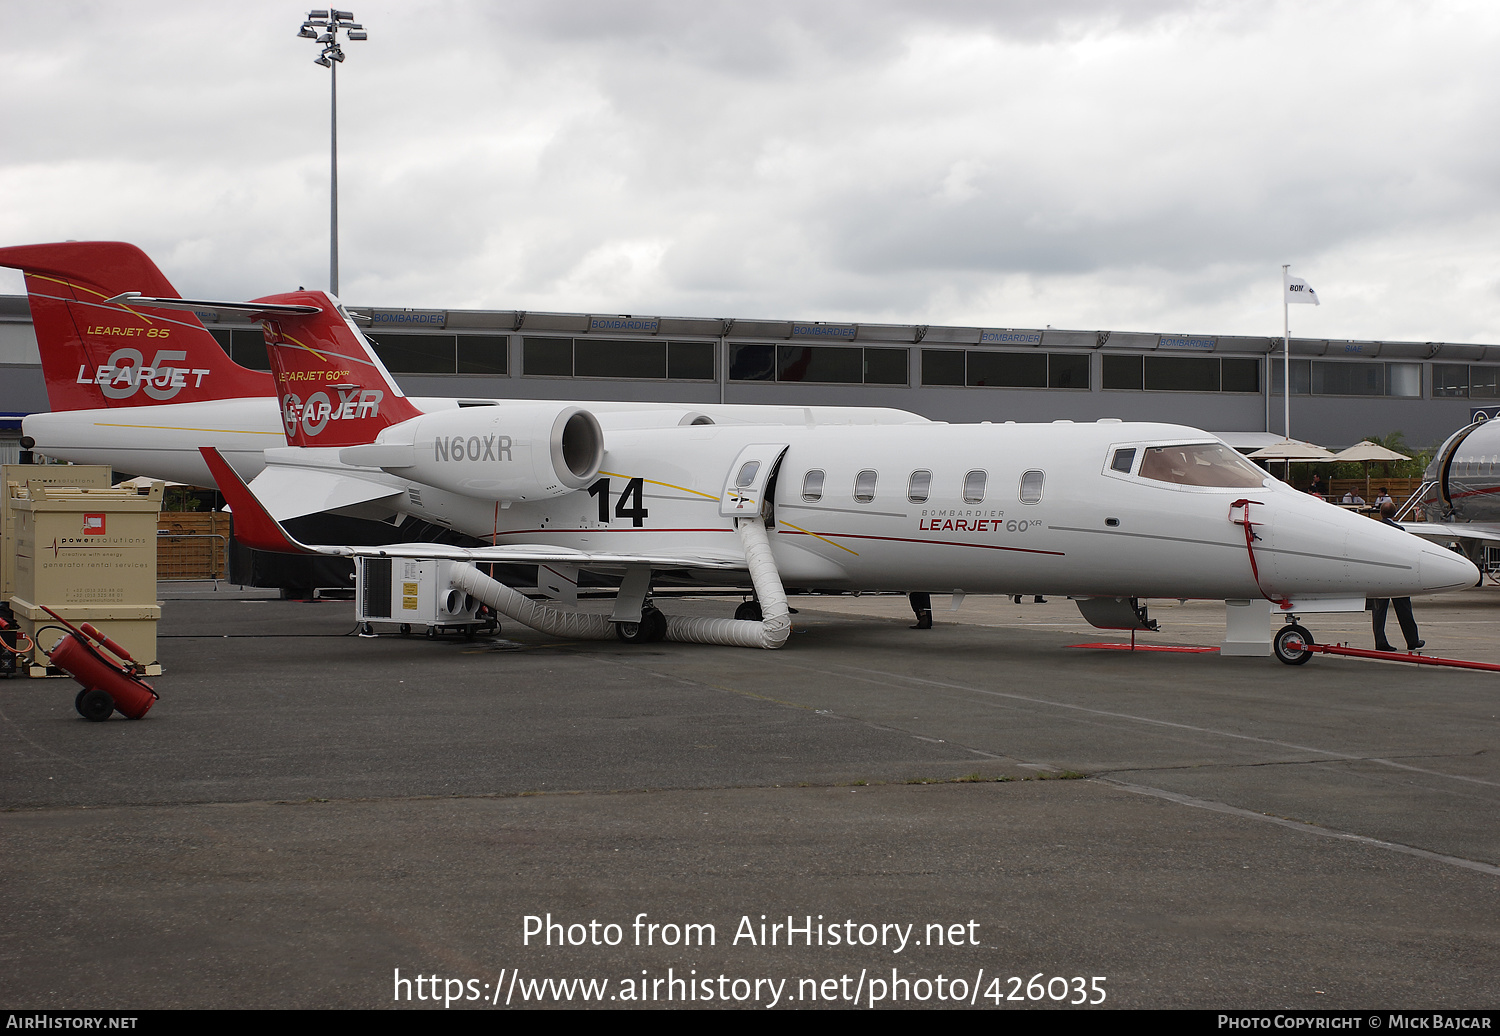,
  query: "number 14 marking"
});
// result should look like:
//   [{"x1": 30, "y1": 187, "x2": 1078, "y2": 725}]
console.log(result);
[{"x1": 587, "y1": 476, "x2": 649, "y2": 527}]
